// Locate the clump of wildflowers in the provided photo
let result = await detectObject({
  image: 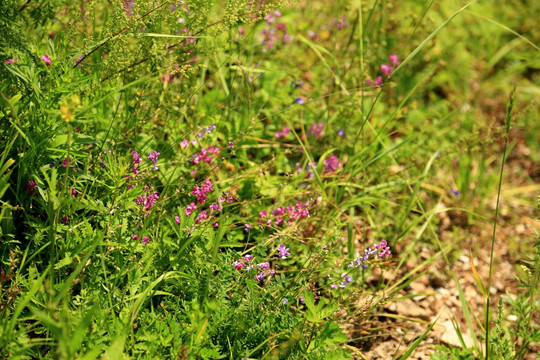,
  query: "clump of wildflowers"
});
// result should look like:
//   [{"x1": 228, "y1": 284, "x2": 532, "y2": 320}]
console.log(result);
[
  {"x1": 147, "y1": 151, "x2": 160, "y2": 170},
  {"x1": 136, "y1": 189, "x2": 160, "y2": 214},
  {"x1": 27, "y1": 180, "x2": 38, "y2": 195},
  {"x1": 192, "y1": 179, "x2": 213, "y2": 203},
  {"x1": 185, "y1": 202, "x2": 197, "y2": 216},
  {"x1": 308, "y1": 123, "x2": 324, "y2": 138},
  {"x1": 195, "y1": 210, "x2": 208, "y2": 223},
  {"x1": 261, "y1": 10, "x2": 292, "y2": 52},
  {"x1": 277, "y1": 244, "x2": 290, "y2": 259},
  {"x1": 192, "y1": 146, "x2": 220, "y2": 165},
  {"x1": 42, "y1": 55, "x2": 51, "y2": 67},
  {"x1": 339, "y1": 273, "x2": 353, "y2": 289},
  {"x1": 324, "y1": 154, "x2": 340, "y2": 173},
  {"x1": 366, "y1": 54, "x2": 400, "y2": 87},
  {"x1": 274, "y1": 125, "x2": 290, "y2": 139}
]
